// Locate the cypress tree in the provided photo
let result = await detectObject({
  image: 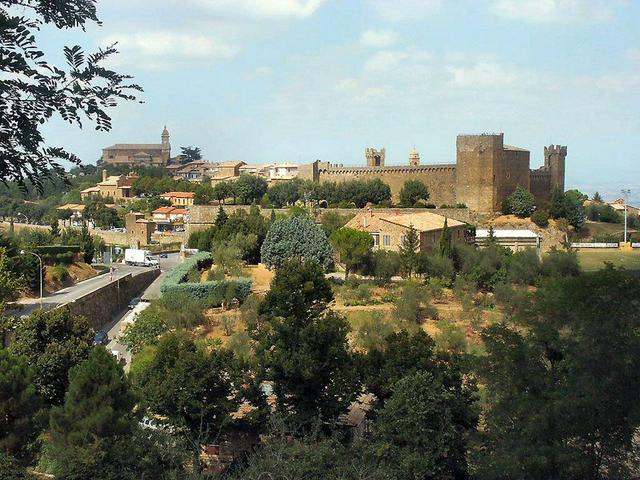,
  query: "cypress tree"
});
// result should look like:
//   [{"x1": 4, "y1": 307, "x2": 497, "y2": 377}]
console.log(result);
[{"x1": 438, "y1": 217, "x2": 453, "y2": 259}]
